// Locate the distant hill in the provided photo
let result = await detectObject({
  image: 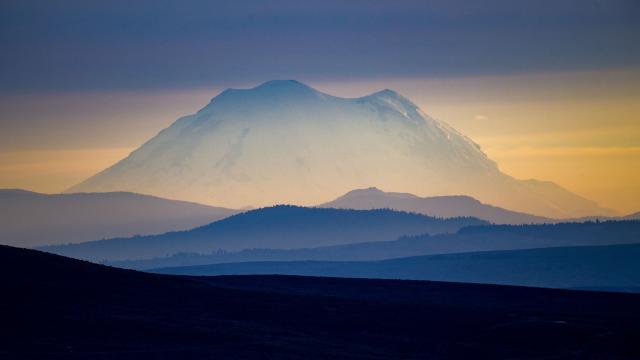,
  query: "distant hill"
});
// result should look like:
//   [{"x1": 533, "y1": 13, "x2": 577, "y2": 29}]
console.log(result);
[
  {"x1": 0, "y1": 189, "x2": 238, "y2": 247},
  {"x1": 320, "y1": 187, "x2": 552, "y2": 224},
  {"x1": 41, "y1": 205, "x2": 485, "y2": 262},
  {"x1": 624, "y1": 211, "x2": 640, "y2": 220},
  {"x1": 113, "y1": 220, "x2": 640, "y2": 270},
  {"x1": 2, "y1": 244, "x2": 640, "y2": 358},
  {"x1": 152, "y1": 243, "x2": 640, "y2": 292},
  {"x1": 561, "y1": 210, "x2": 640, "y2": 223}
]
